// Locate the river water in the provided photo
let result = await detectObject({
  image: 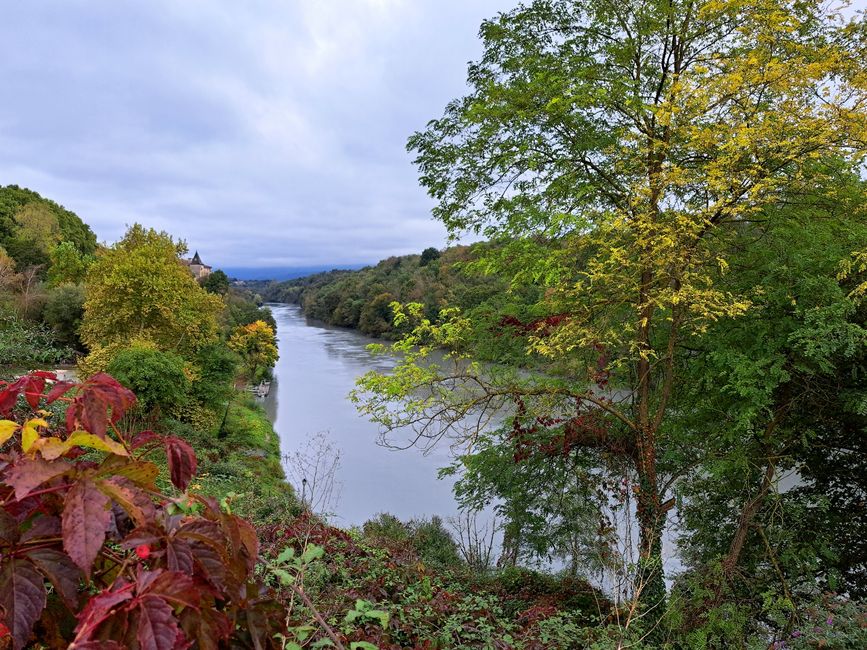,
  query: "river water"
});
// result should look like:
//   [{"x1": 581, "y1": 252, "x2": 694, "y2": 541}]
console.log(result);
[
  {"x1": 263, "y1": 303, "x2": 683, "y2": 584},
  {"x1": 264, "y1": 303, "x2": 462, "y2": 527}
]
